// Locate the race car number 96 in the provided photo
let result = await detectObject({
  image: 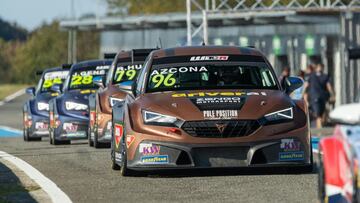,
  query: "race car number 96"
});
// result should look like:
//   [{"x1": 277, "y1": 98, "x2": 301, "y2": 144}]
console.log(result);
[
  {"x1": 115, "y1": 70, "x2": 137, "y2": 82},
  {"x1": 71, "y1": 75, "x2": 93, "y2": 86},
  {"x1": 151, "y1": 74, "x2": 176, "y2": 88},
  {"x1": 43, "y1": 78, "x2": 63, "y2": 88}
]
